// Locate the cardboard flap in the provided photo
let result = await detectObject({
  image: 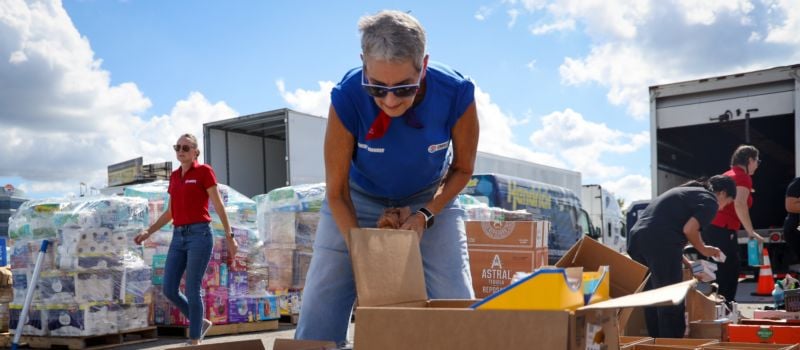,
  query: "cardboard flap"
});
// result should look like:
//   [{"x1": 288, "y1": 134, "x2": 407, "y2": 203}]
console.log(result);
[
  {"x1": 273, "y1": 339, "x2": 338, "y2": 350},
  {"x1": 349, "y1": 228, "x2": 428, "y2": 307},
  {"x1": 581, "y1": 280, "x2": 696, "y2": 310},
  {"x1": 171, "y1": 339, "x2": 266, "y2": 350},
  {"x1": 556, "y1": 237, "x2": 648, "y2": 298}
]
